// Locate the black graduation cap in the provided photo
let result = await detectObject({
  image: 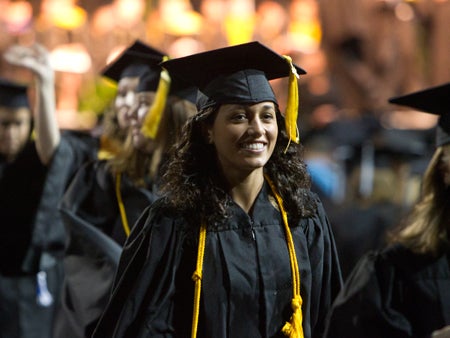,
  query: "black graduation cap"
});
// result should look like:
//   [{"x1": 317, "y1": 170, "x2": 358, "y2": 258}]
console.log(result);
[
  {"x1": 139, "y1": 65, "x2": 198, "y2": 138},
  {"x1": 372, "y1": 128, "x2": 428, "y2": 163},
  {"x1": 136, "y1": 69, "x2": 197, "y2": 103},
  {"x1": 135, "y1": 68, "x2": 161, "y2": 93},
  {"x1": 161, "y1": 41, "x2": 306, "y2": 110},
  {"x1": 169, "y1": 81, "x2": 198, "y2": 104},
  {"x1": 389, "y1": 82, "x2": 450, "y2": 147},
  {"x1": 0, "y1": 78, "x2": 29, "y2": 108},
  {"x1": 101, "y1": 40, "x2": 166, "y2": 82},
  {"x1": 161, "y1": 41, "x2": 306, "y2": 143}
]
